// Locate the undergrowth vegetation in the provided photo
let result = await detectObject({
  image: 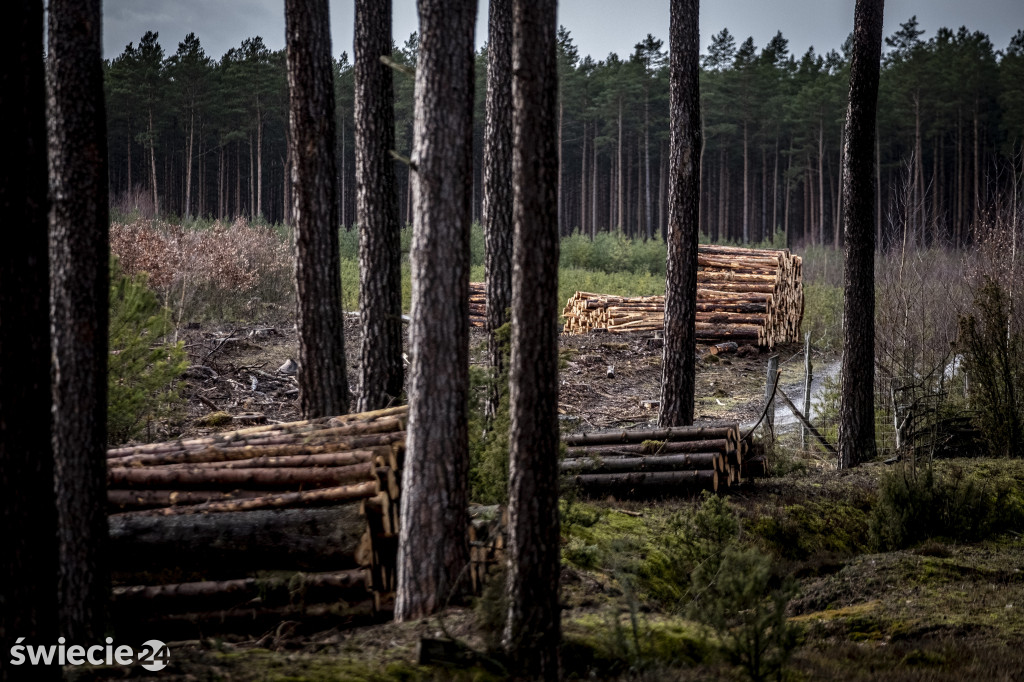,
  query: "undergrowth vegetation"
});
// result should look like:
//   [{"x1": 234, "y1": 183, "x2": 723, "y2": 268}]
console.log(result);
[{"x1": 108, "y1": 259, "x2": 187, "y2": 444}]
